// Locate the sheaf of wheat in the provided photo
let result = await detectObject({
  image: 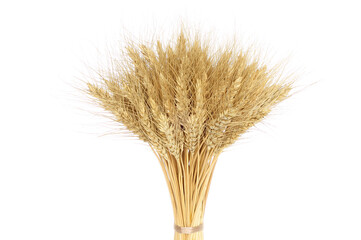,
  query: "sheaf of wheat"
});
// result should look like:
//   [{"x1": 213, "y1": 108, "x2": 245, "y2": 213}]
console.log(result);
[{"x1": 85, "y1": 27, "x2": 292, "y2": 240}]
